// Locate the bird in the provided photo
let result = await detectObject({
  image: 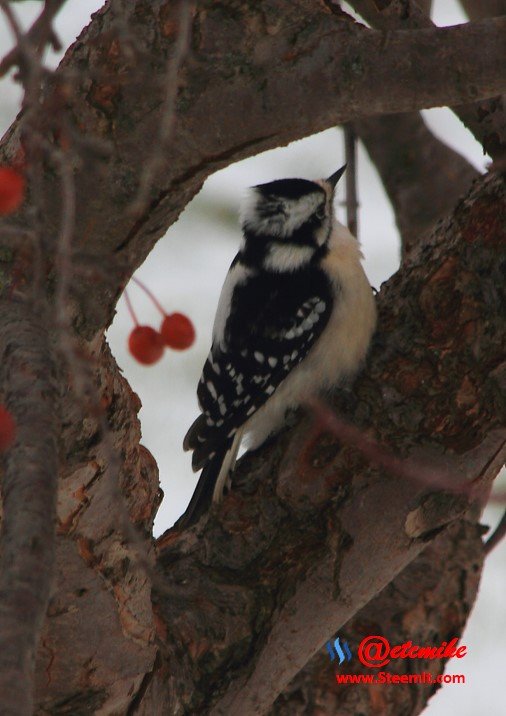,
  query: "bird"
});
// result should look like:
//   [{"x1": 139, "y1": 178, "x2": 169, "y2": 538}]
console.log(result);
[{"x1": 177, "y1": 165, "x2": 376, "y2": 528}]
